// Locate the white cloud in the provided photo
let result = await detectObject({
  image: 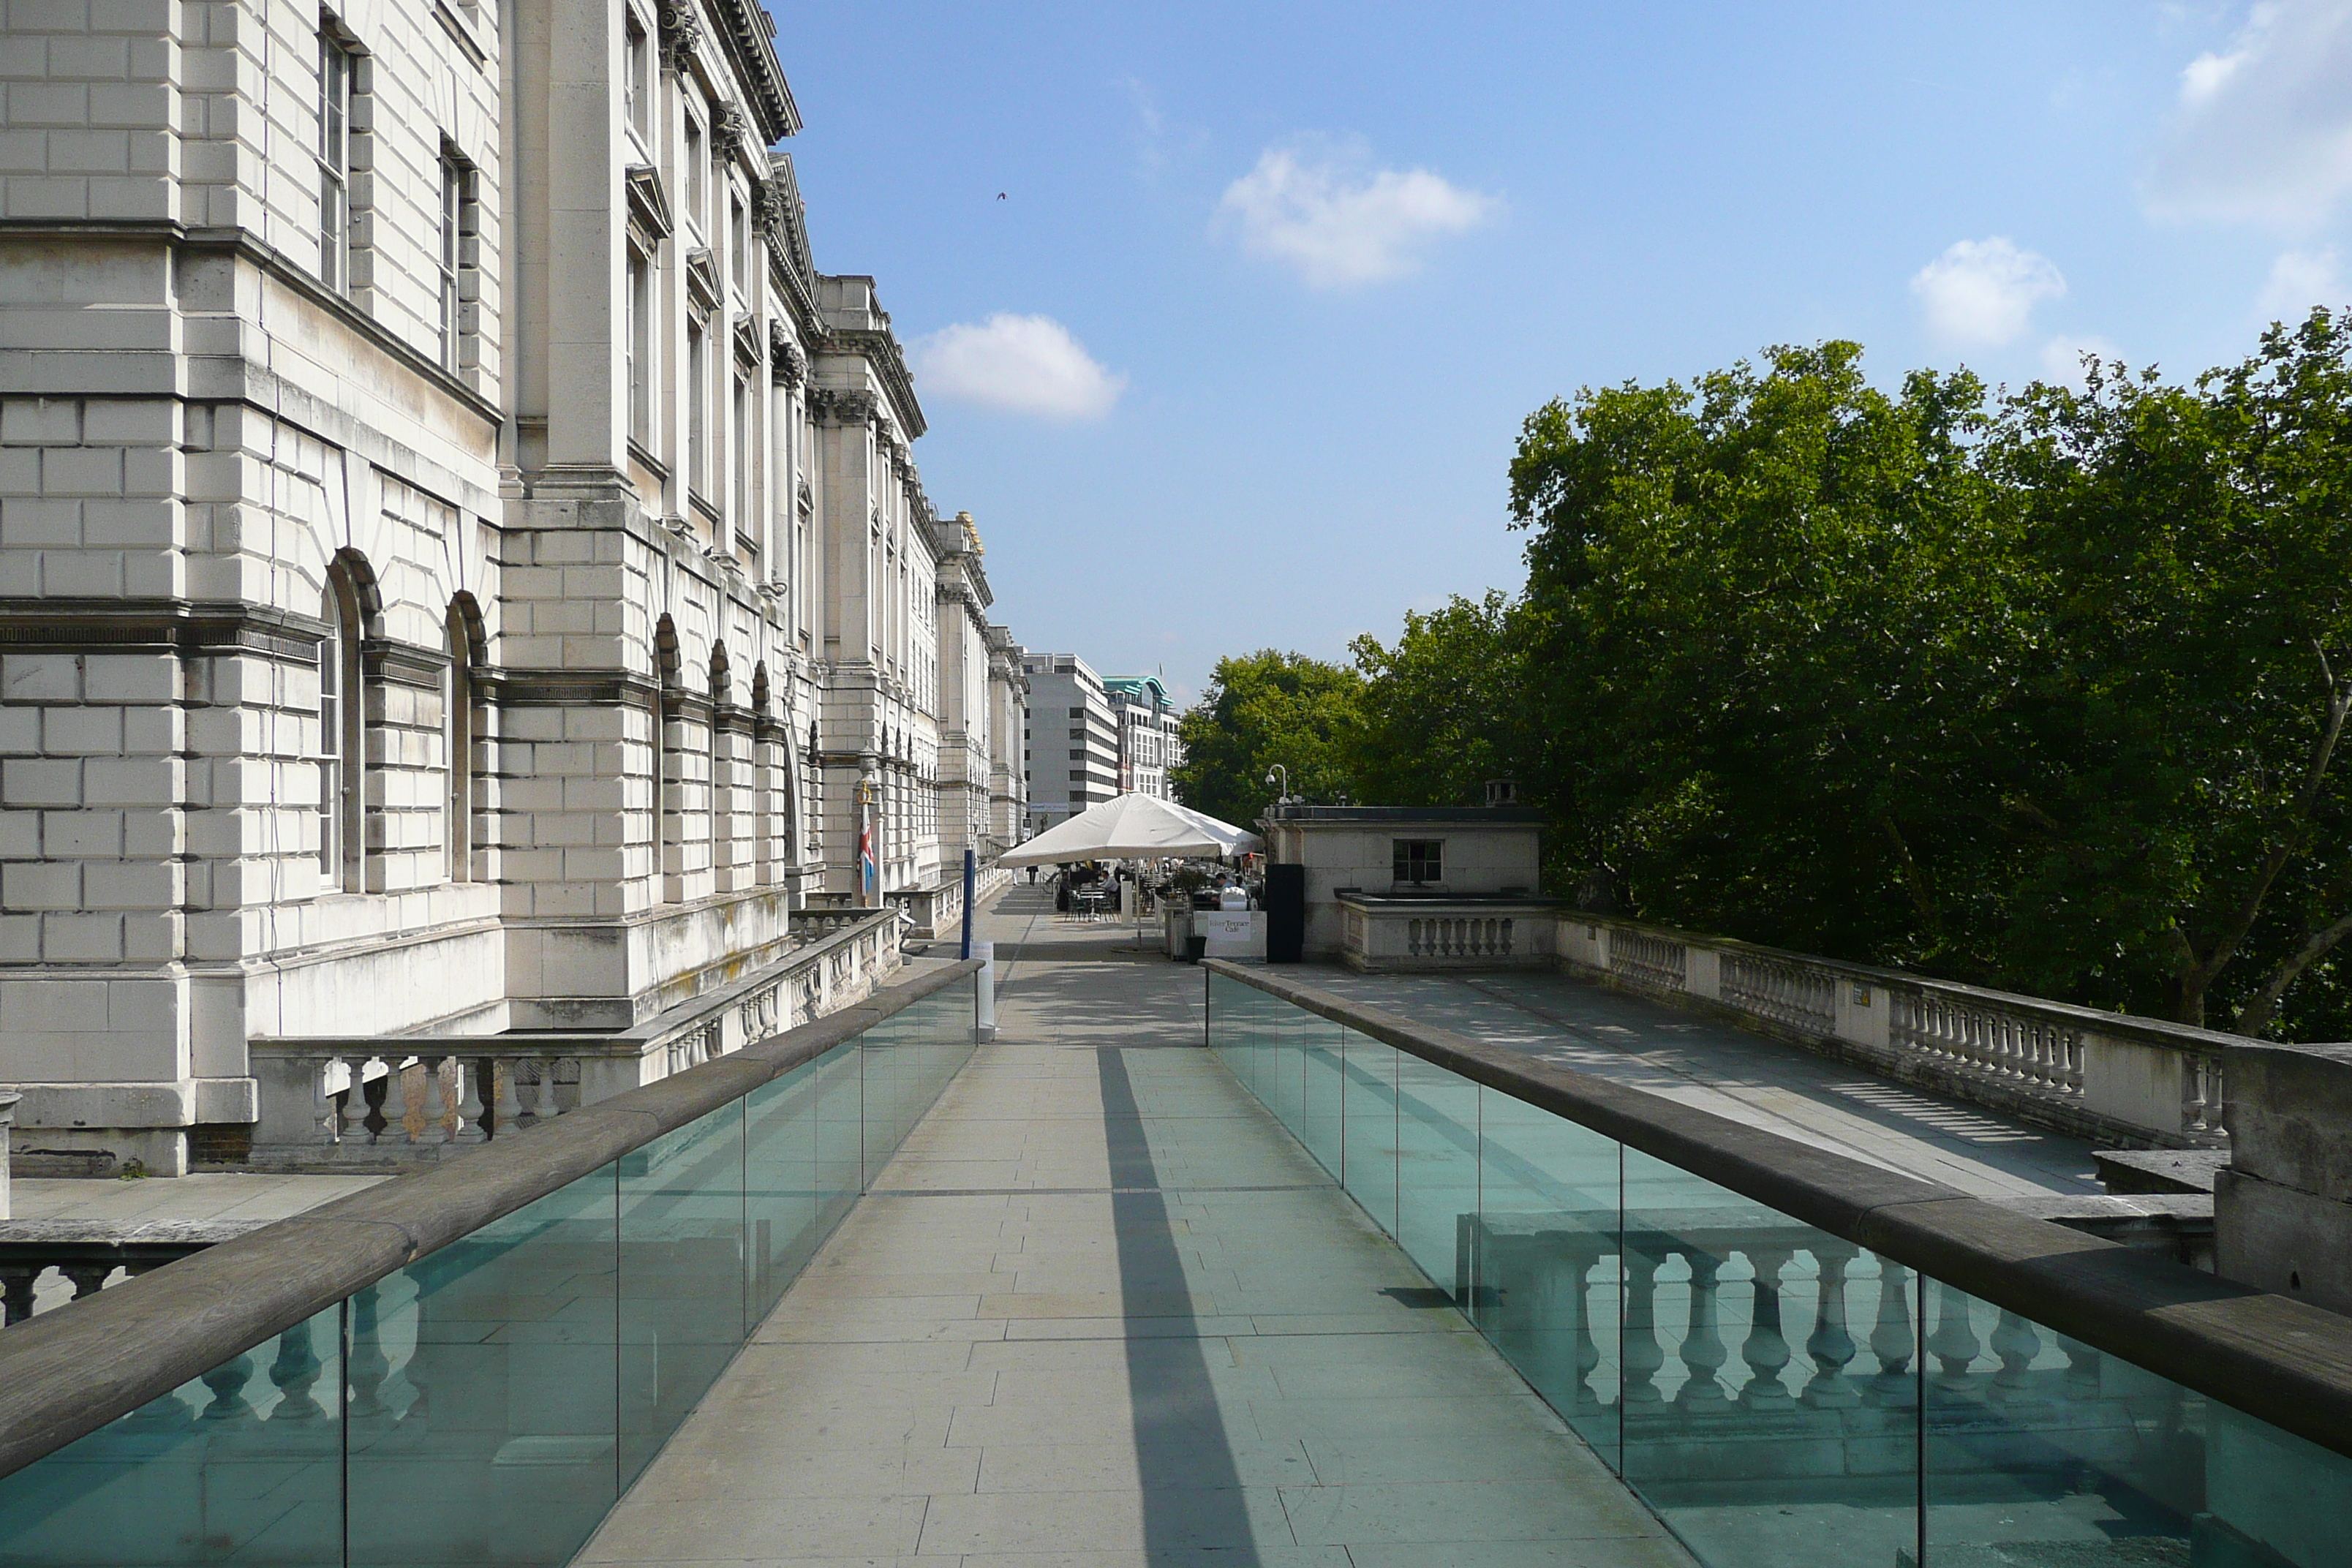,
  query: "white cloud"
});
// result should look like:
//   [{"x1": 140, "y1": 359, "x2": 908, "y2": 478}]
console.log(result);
[
  {"x1": 1910, "y1": 238, "x2": 2068, "y2": 347},
  {"x1": 1216, "y1": 142, "x2": 1496, "y2": 288},
  {"x1": 2146, "y1": 0, "x2": 2352, "y2": 226},
  {"x1": 2040, "y1": 334, "x2": 2125, "y2": 389},
  {"x1": 2257, "y1": 246, "x2": 2345, "y2": 318},
  {"x1": 913, "y1": 314, "x2": 1125, "y2": 421}
]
